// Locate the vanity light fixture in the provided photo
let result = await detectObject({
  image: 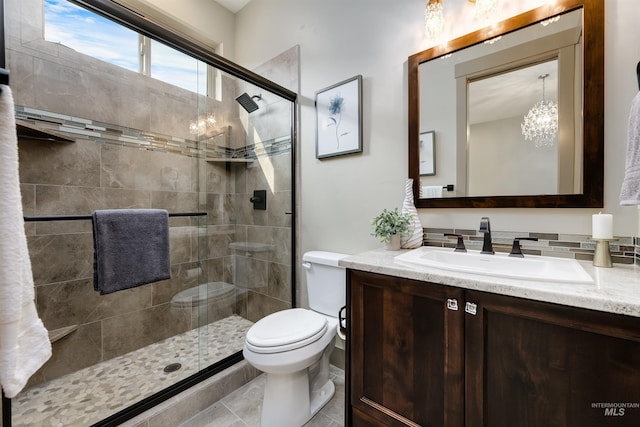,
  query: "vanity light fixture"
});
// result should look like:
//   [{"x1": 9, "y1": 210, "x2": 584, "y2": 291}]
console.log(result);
[
  {"x1": 189, "y1": 113, "x2": 217, "y2": 135},
  {"x1": 521, "y1": 74, "x2": 558, "y2": 148},
  {"x1": 424, "y1": 0, "x2": 444, "y2": 41}
]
